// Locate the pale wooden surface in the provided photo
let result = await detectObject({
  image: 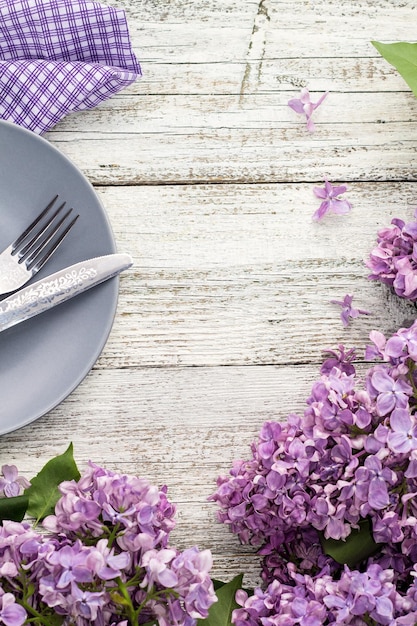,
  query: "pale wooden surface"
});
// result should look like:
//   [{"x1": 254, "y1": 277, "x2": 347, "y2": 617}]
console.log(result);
[{"x1": 2, "y1": 0, "x2": 417, "y2": 587}]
